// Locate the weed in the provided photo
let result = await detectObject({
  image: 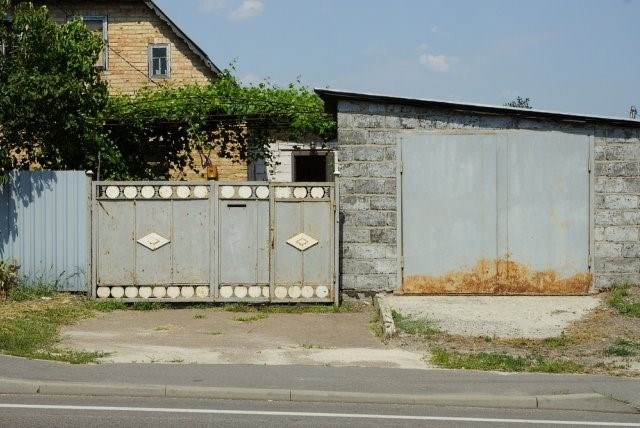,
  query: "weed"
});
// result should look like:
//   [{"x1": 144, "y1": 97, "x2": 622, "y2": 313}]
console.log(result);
[
  {"x1": 544, "y1": 335, "x2": 567, "y2": 349},
  {"x1": 9, "y1": 283, "x2": 56, "y2": 302},
  {"x1": 604, "y1": 337, "x2": 640, "y2": 357},
  {"x1": 167, "y1": 358, "x2": 184, "y2": 363},
  {"x1": 391, "y1": 310, "x2": 440, "y2": 337},
  {"x1": 0, "y1": 259, "x2": 20, "y2": 299},
  {"x1": 132, "y1": 301, "x2": 170, "y2": 311},
  {"x1": 232, "y1": 313, "x2": 268, "y2": 322},
  {"x1": 369, "y1": 310, "x2": 383, "y2": 337},
  {"x1": 604, "y1": 346, "x2": 636, "y2": 357},
  {"x1": 193, "y1": 314, "x2": 206, "y2": 319},
  {"x1": 224, "y1": 301, "x2": 359, "y2": 314},
  {"x1": 299, "y1": 343, "x2": 332, "y2": 349},
  {"x1": 608, "y1": 284, "x2": 640, "y2": 317},
  {"x1": 207, "y1": 331, "x2": 222, "y2": 336},
  {"x1": 430, "y1": 348, "x2": 583, "y2": 373},
  {"x1": 86, "y1": 300, "x2": 127, "y2": 312}
]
